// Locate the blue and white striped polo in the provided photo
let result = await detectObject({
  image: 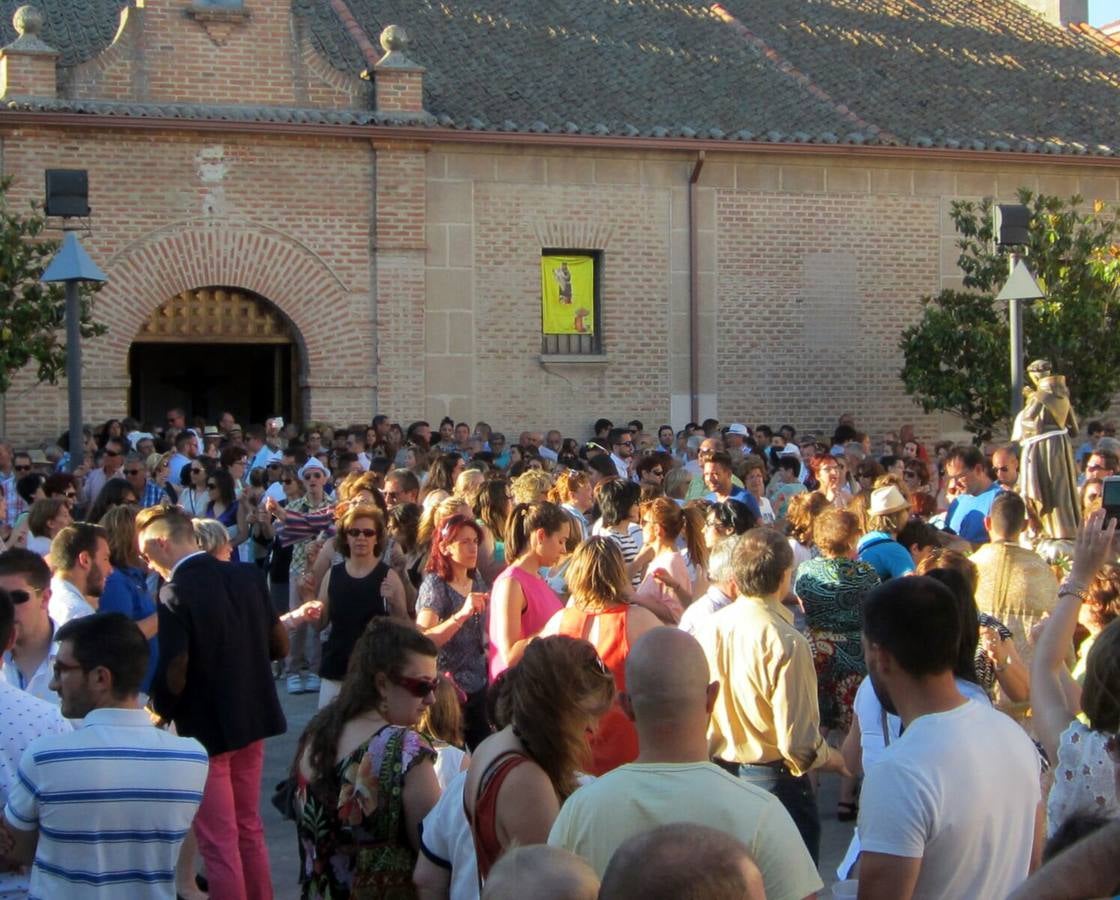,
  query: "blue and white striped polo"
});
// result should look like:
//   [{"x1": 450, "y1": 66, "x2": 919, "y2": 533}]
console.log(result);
[{"x1": 4, "y1": 706, "x2": 208, "y2": 899}]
